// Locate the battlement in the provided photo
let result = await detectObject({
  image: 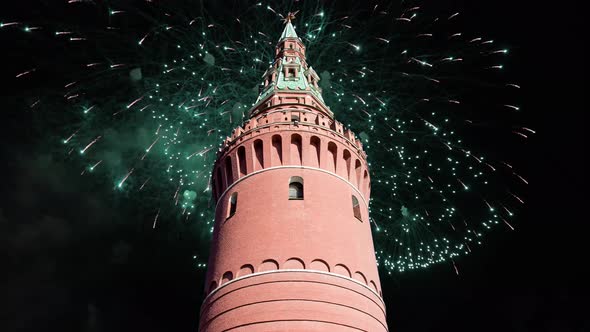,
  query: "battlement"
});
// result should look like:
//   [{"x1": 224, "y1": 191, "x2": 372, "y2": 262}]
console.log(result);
[{"x1": 220, "y1": 107, "x2": 366, "y2": 160}]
